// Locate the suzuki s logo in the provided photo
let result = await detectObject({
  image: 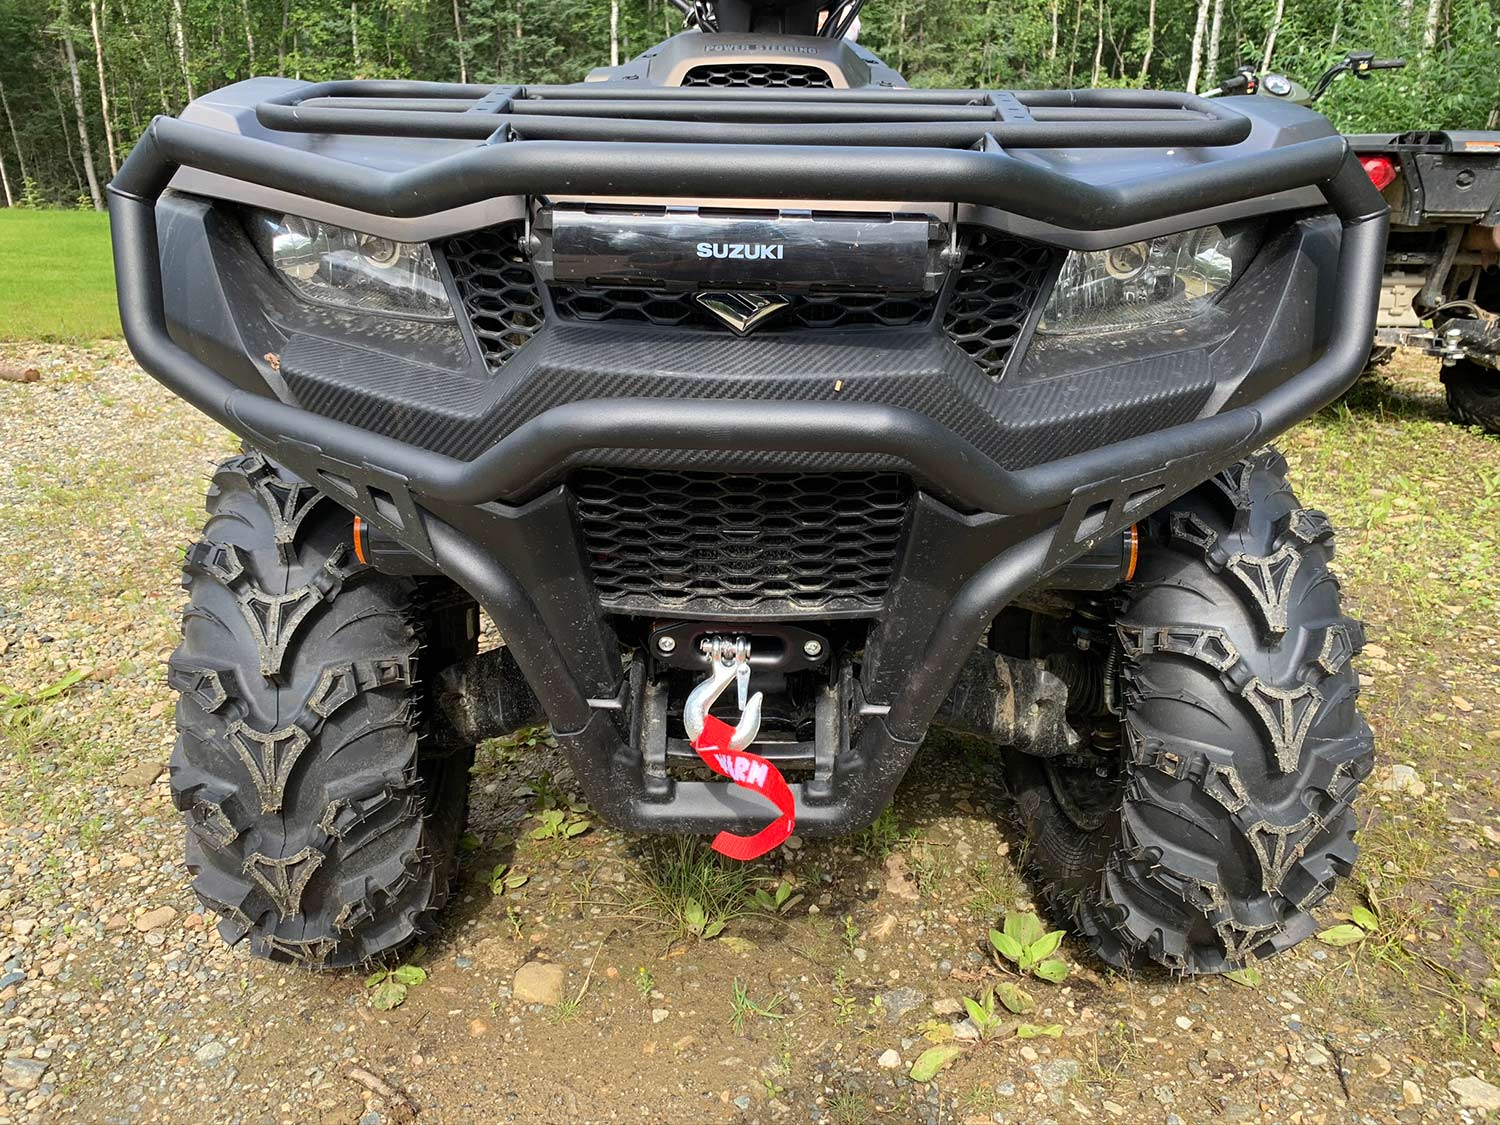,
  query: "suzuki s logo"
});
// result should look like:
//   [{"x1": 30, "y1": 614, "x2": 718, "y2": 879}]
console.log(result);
[
  {"x1": 694, "y1": 291, "x2": 791, "y2": 335},
  {"x1": 696, "y1": 242, "x2": 786, "y2": 261}
]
